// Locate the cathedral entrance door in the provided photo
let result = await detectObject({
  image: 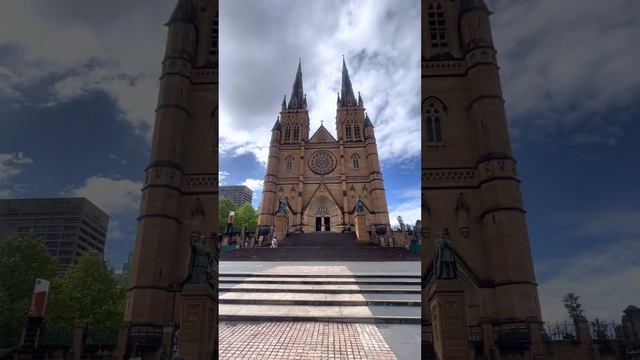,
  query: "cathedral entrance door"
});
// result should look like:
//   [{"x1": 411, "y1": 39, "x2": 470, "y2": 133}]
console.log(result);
[
  {"x1": 315, "y1": 216, "x2": 331, "y2": 232},
  {"x1": 324, "y1": 217, "x2": 330, "y2": 231},
  {"x1": 316, "y1": 217, "x2": 322, "y2": 232}
]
